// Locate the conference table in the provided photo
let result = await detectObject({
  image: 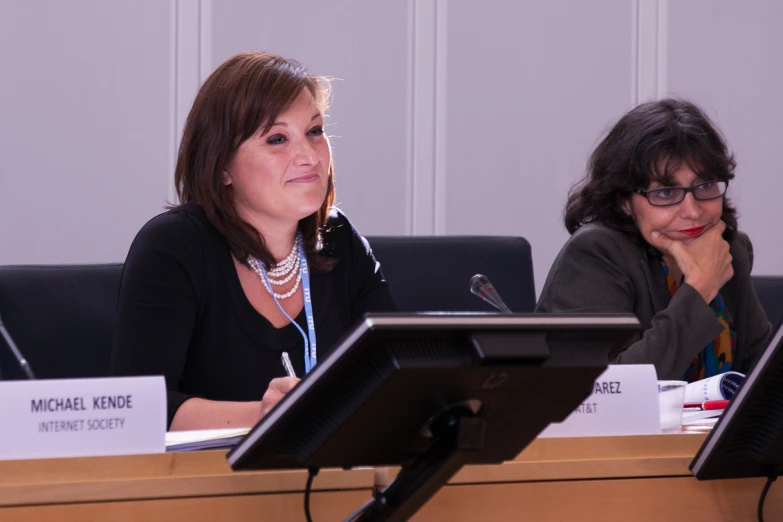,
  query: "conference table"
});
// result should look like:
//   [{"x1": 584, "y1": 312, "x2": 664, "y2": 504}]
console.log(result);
[{"x1": 0, "y1": 433, "x2": 779, "y2": 521}]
